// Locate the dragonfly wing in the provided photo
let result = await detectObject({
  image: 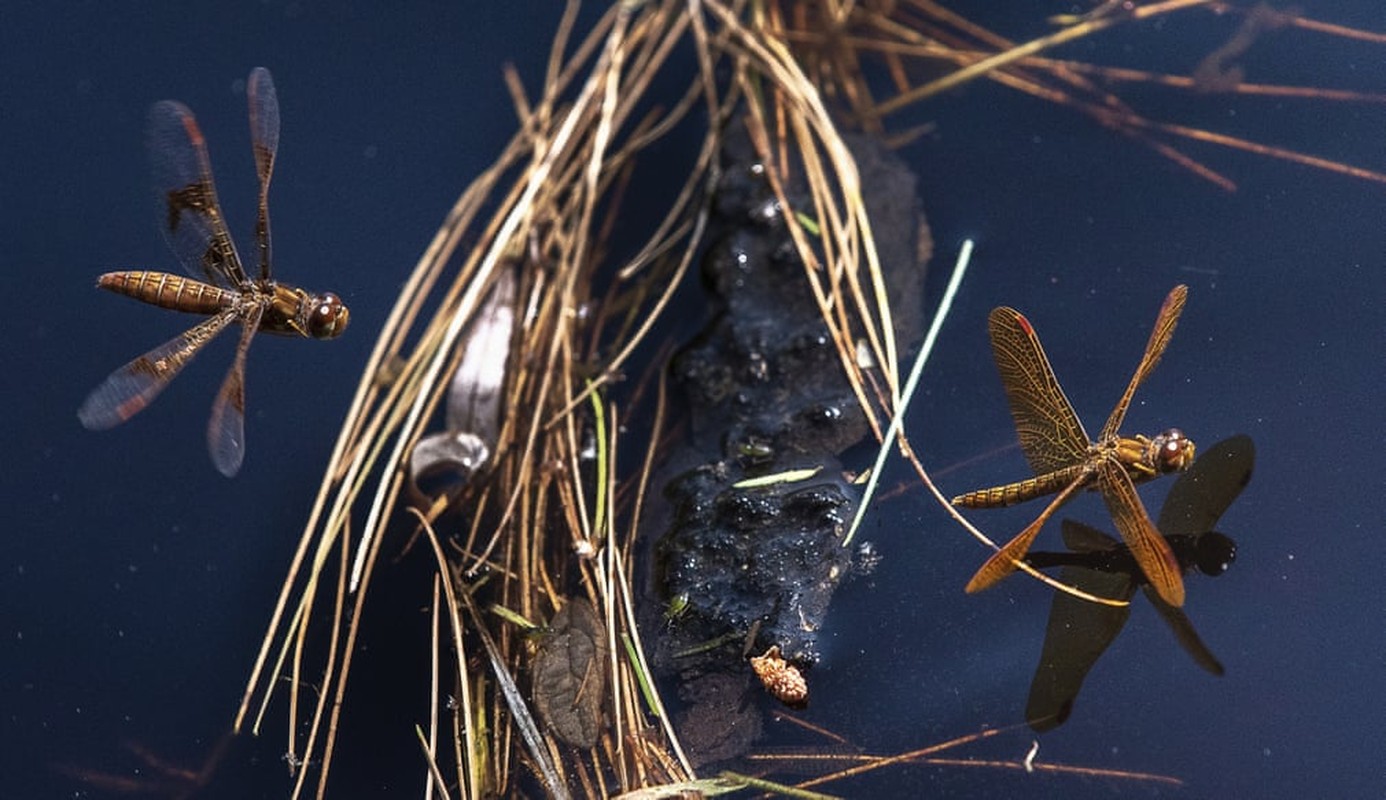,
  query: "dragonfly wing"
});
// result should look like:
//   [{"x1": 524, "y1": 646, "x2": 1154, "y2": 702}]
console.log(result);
[
  {"x1": 1158, "y1": 434, "x2": 1254, "y2": 537},
  {"x1": 1142, "y1": 585, "x2": 1225, "y2": 675},
  {"x1": 1100, "y1": 285, "x2": 1187, "y2": 440},
  {"x1": 207, "y1": 304, "x2": 263, "y2": 477},
  {"x1": 78, "y1": 312, "x2": 236, "y2": 430},
  {"x1": 148, "y1": 99, "x2": 247, "y2": 288},
  {"x1": 966, "y1": 519, "x2": 1044, "y2": 593},
  {"x1": 1099, "y1": 458, "x2": 1185, "y2": 606},
  {"x1": 1026, "y1": 565, "x2": 1133, "y2": 732},
  {"x1": 246, "y1": 68, "x2": 279, "y2": 282},
  {"x1": 987, "y1": 306, "x2": 1089, "y2": 476},
  {"x1": 966, "y1": 472, "x2": 1088, "y2": 592}
]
